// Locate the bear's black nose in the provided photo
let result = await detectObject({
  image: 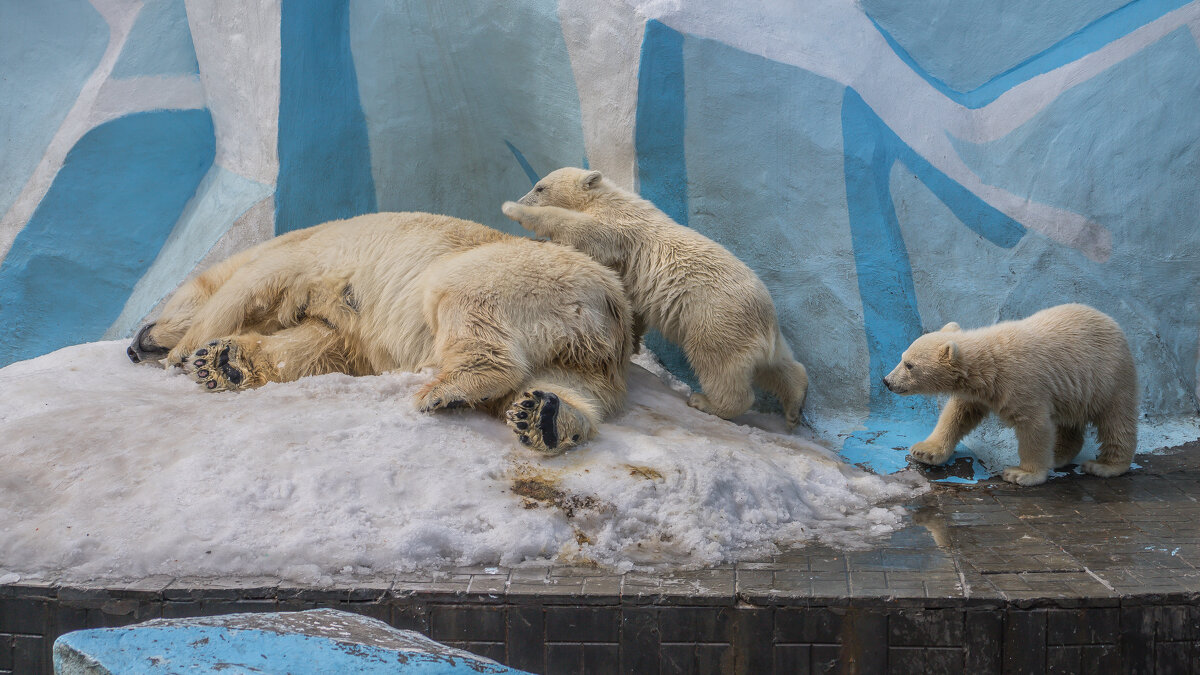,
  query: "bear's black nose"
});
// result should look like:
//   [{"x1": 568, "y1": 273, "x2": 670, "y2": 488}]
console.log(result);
[{"x1": 882, "y1": 376, "x2": 893, "y2": 392}]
